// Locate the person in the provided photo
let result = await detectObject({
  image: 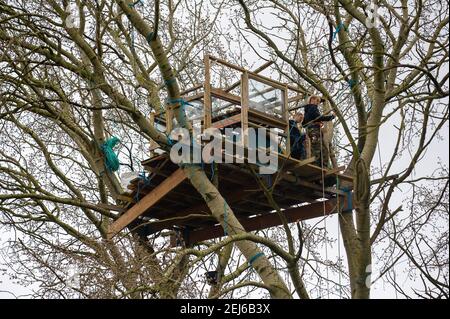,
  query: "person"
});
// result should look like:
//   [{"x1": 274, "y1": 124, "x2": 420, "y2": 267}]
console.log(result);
[
  {"x1": 289, "y1": 112, "x2": 307, "y2": 160},
  {"x1": 303, "y1": 95, "x2": 335, "y2": 168}
]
